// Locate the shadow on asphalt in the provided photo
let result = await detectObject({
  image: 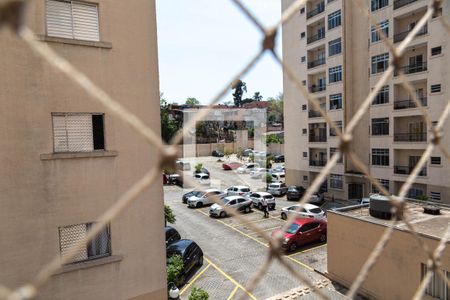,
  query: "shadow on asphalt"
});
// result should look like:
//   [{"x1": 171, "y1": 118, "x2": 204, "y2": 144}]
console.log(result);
[{"x1": 286, "y1": 240, "x2": 327, "y2": 255}]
